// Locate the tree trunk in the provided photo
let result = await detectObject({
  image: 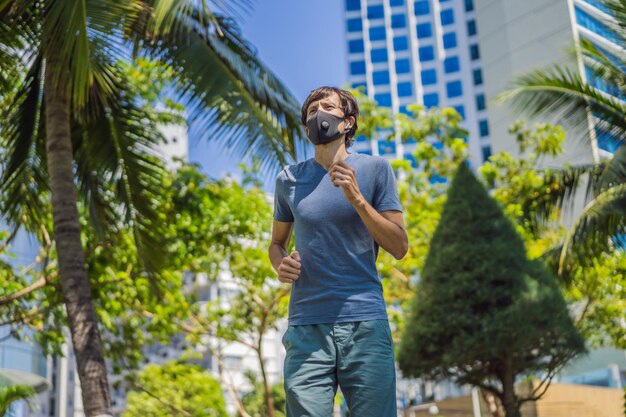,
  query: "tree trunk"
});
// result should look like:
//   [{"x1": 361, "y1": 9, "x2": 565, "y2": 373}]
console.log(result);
[
  {"x1": 256, "y1": 342, "x2": 276, "y2": 417},
  {"x1": 501, "y1": 364, "x2": 521, "y2": 417},
  {"x1": 44, "y1": 59, "x2": 112, "y2": 417}
]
